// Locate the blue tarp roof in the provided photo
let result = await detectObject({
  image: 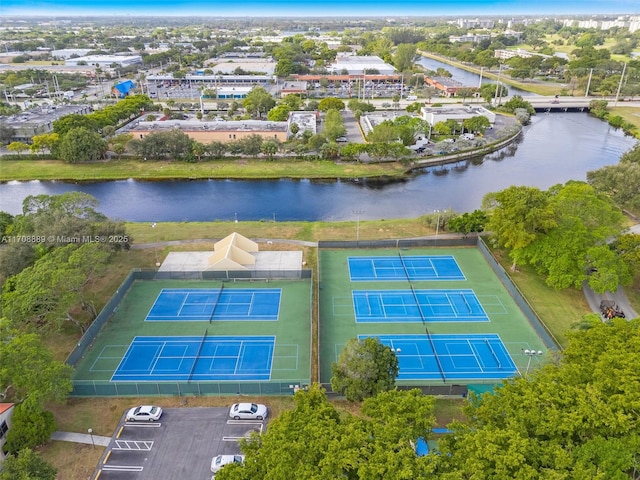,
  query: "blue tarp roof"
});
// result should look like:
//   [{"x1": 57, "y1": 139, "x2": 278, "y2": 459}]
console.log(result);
[
  {"x1": 415, "y1": 438, "x2": 429, "y2": 456},
  {"x1": 114, "y1": 80, "x2": 136, "y2": 97}
]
